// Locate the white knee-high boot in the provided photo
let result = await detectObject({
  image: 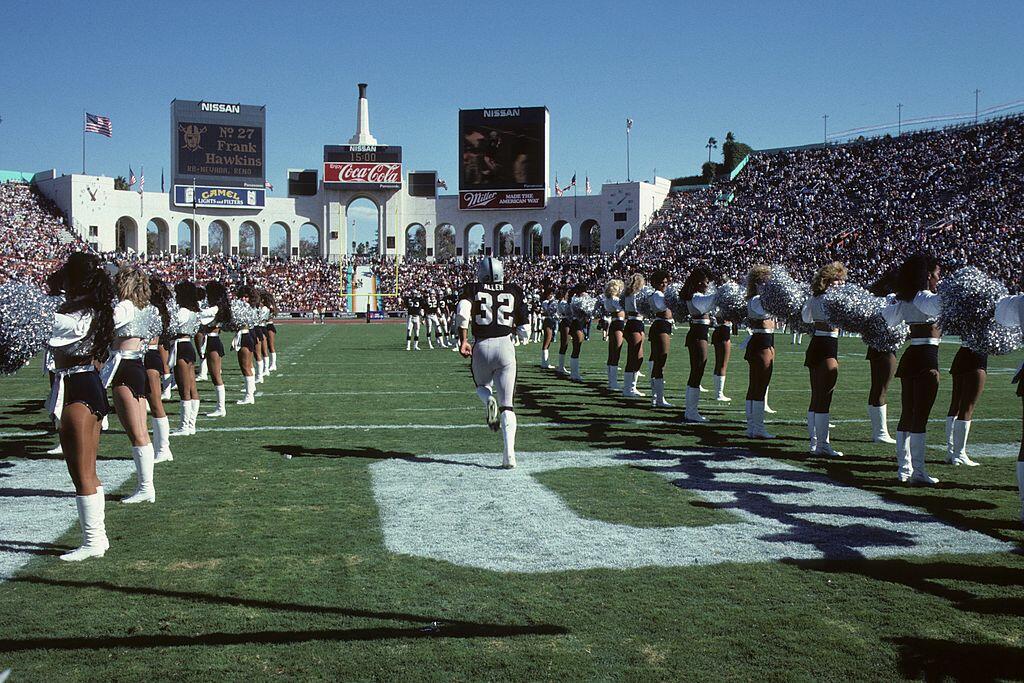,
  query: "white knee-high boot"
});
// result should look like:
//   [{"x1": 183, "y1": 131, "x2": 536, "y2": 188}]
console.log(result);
[
  {"x1": 270, "y1": 352, "x2": 278, "y2": 371},
  {"x1": 161, "y1": 374, "x2": 172, "y2": 400},
  {"x1": 750, "y1": 401, "x2": 773, "y2": 439},
  {"x1": 651, "y1": 378, "x2": 672, "y2": 408},
  {"x1": 123, "y1": 444, "x2": 156, "y2": 503},
  {"x1": 187, "y1": 399, "x2": 200, "y2": 434},
  {"x1": 569, "y1": 357, "x2": 582, "y2": 381},
  {"x1": 557, "y1": 354, "x2": 567, "y2": 375},
  {"x1": 197, "y1": 357, "x2": 208, "y2": 381},
  {"x1": 500, "y1": 411, "x2": 517, "y2": 469},
  {"x1": 207, "y1": 385, "x2": 226, "y2": 417},
  {"x1": 607, "y1": 365, "x2": 619, "y2": 390},
  {"x1": 815, "y1": 412, "x2": 843, "y2": 457},
  {"x1": 152, "y1": 416, "x2": 173, "y2": 463},
  {"x1": 896, "y1": 430, "x2": 912, "y2": 482},
  {"x1": 60, "y1": 487, "x2": 107, "y2": 561},
  {"x1": 807, "y1": 412, "x2": 818, "y2": 453},
  {"x1": 255, "y1": 360, "x2": 264, "y2": 384},
  {"x1": 909, "y1": 433, "x2": 938, "y2": 485},
  {"x1": 713, "y1": 374, "x2": 730, "y2": 401},
  {"x1": 237, "y1": 376, "x2": 256, "y2": 405},
  {"x1": 683, "y1": 386, "x2": 704, "y2": 421},
  {"x1": 944, "y1": 416, "x2": 955, "y2": 463},
  {"x1": 870, "y1": 405, "x2": 896, "y2": 443},
  {"x1": 950, "y1": 420, "x2": 980, "y2": 466},
  {"x1": 622, "y1": 372, "x2": 644, "y2": 397},
  {"x1": 541, "y1": 349, "x2": 550, "y2": 368},
  {"x1": 170, "y1": 400, "x2": 189, "y2": 436}
]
